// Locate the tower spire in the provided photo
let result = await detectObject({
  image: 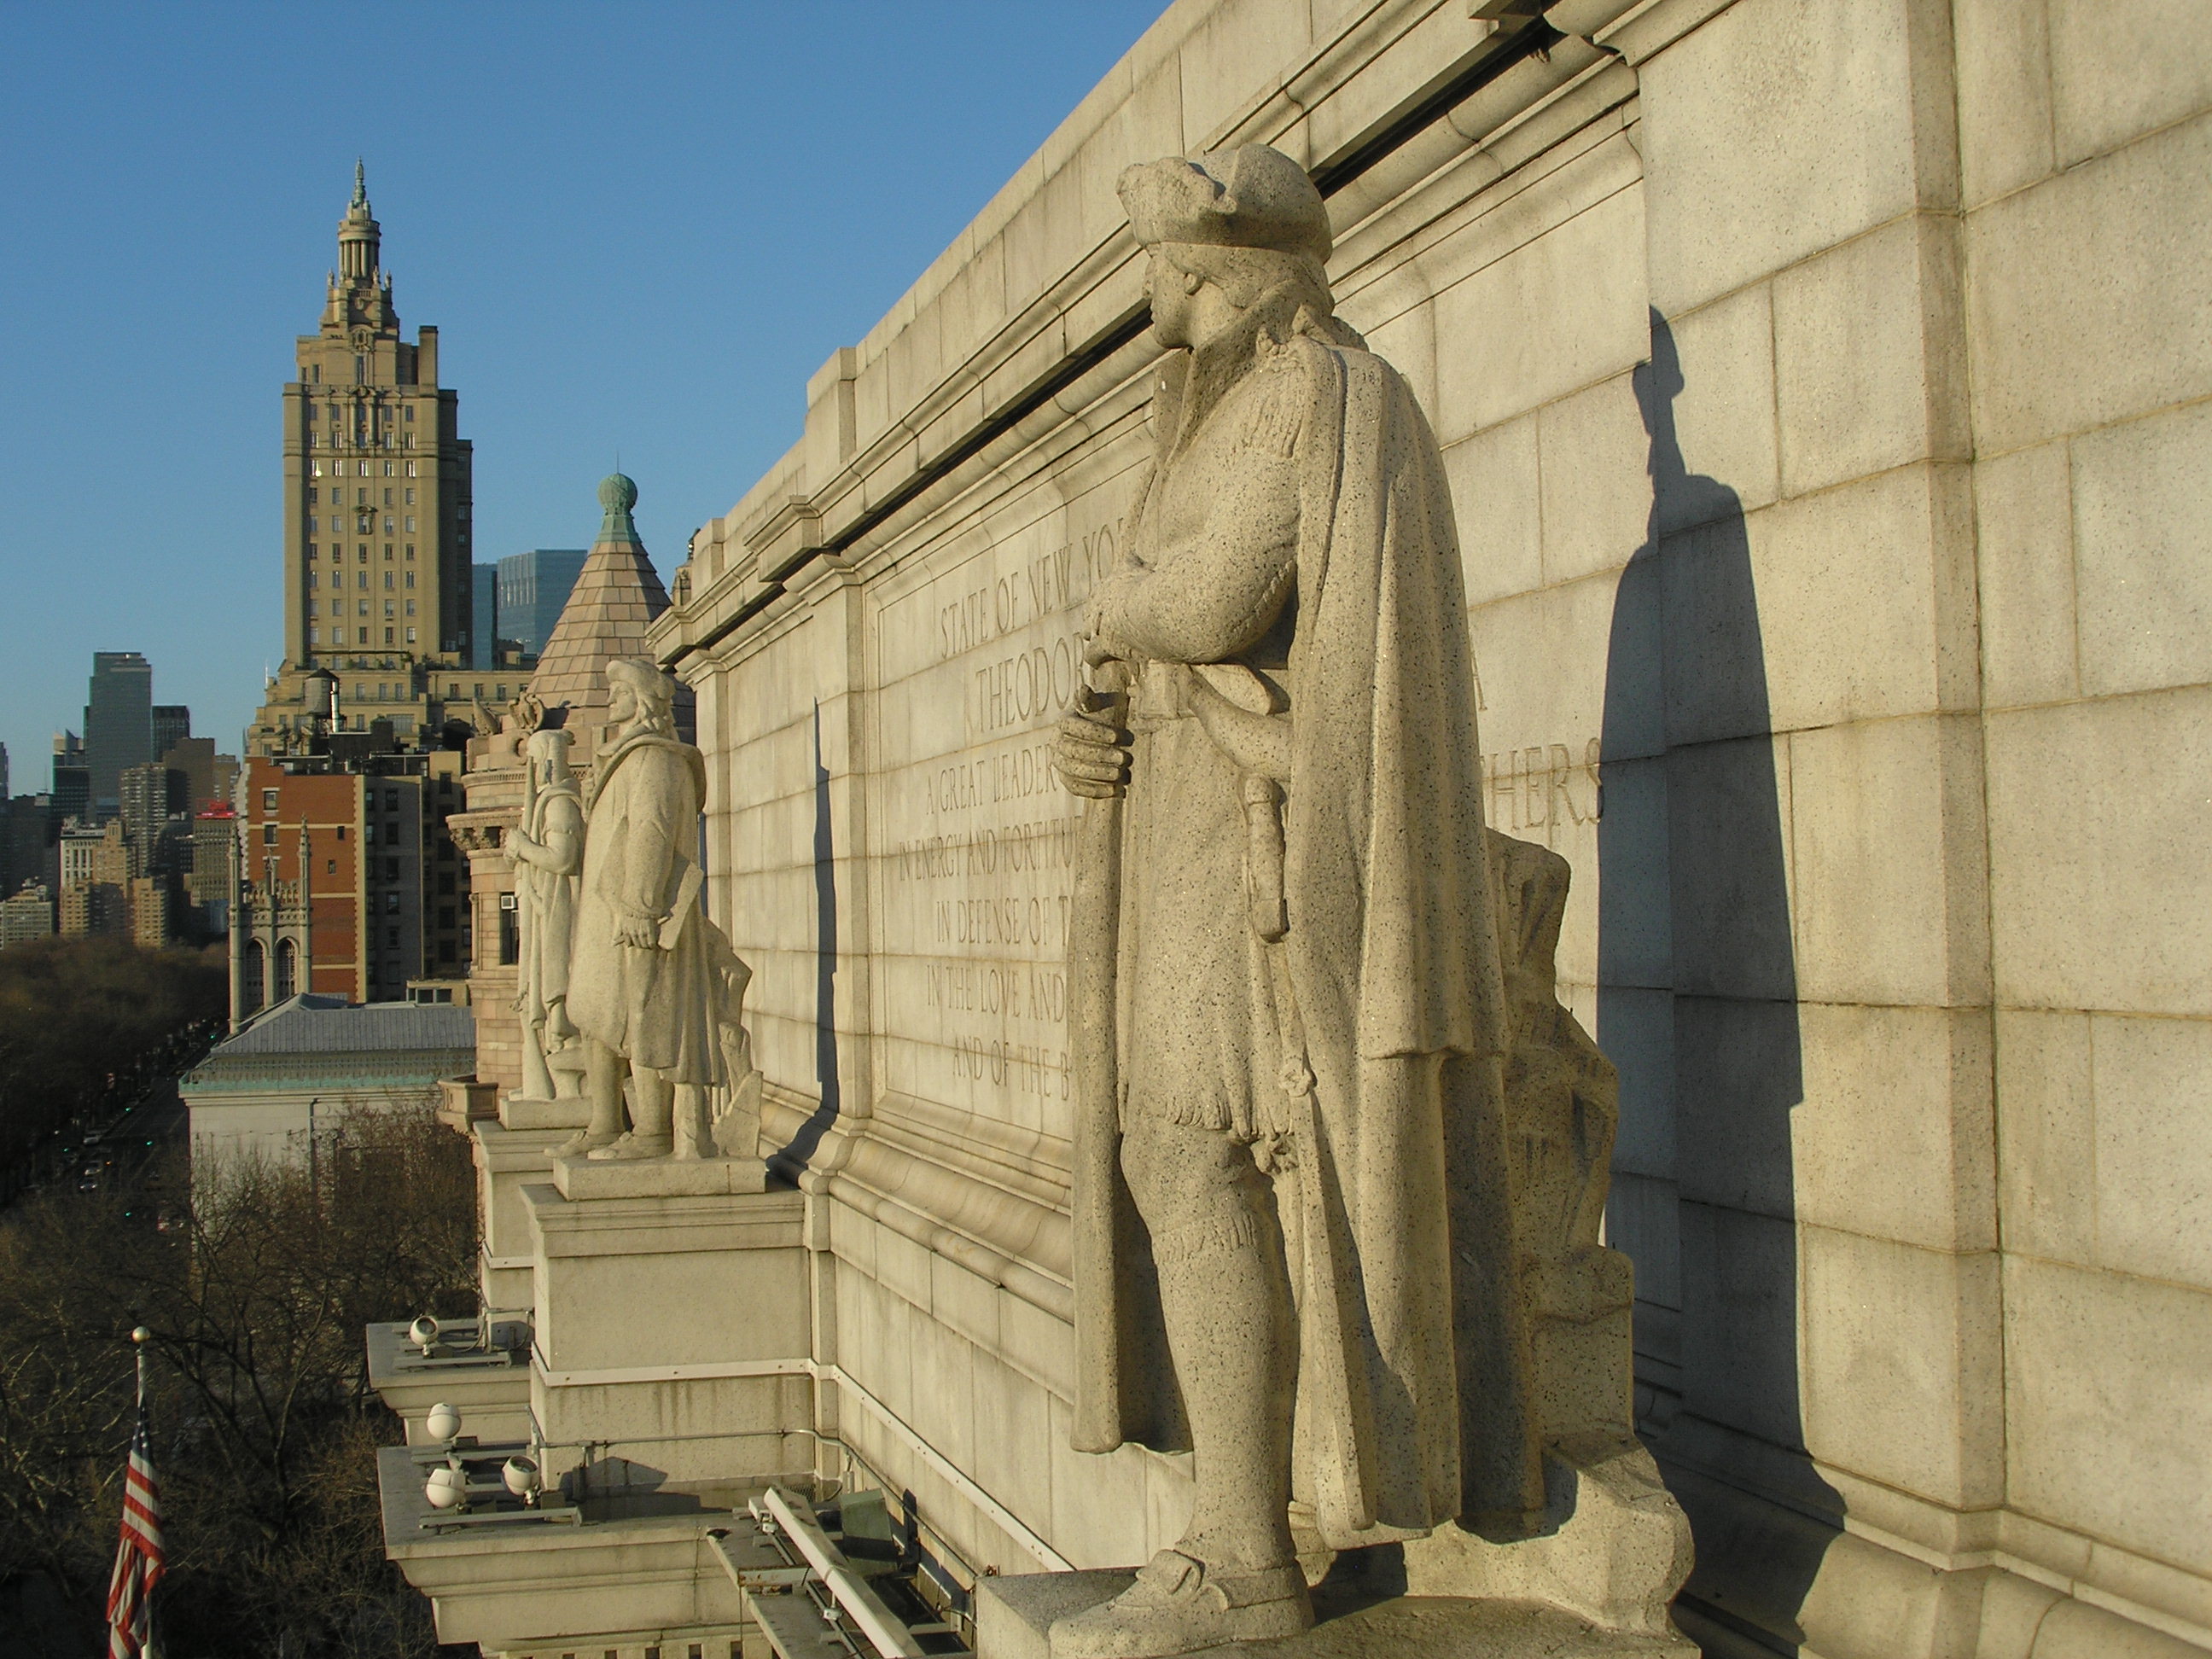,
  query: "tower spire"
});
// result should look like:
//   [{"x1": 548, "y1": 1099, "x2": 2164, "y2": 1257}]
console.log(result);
[{"x1": 335, "y1": 160, "x2": 382, "y2": 288}]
